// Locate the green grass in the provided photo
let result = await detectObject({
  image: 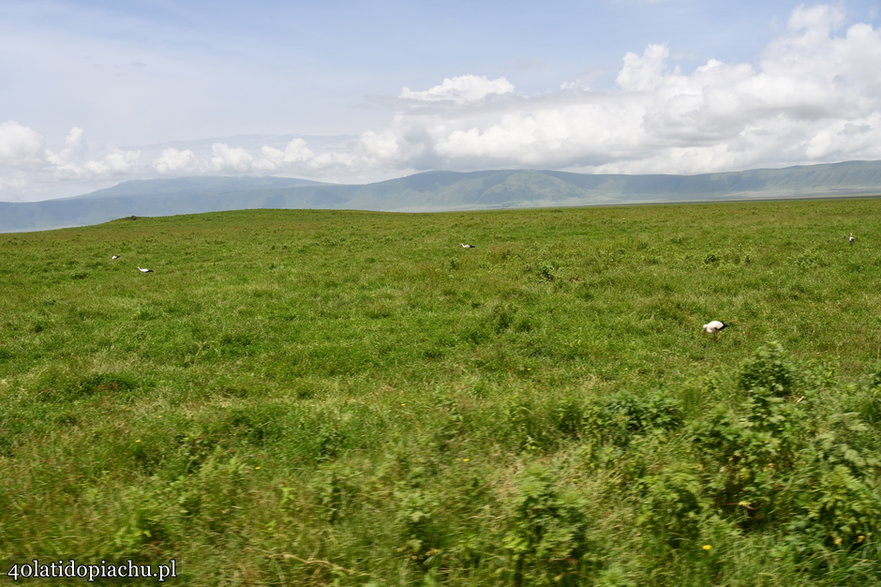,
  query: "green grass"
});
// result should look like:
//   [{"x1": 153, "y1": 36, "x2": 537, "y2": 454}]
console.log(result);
[{"x1": 1, "y1": 200, "x2": 881, "y2": 585}]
